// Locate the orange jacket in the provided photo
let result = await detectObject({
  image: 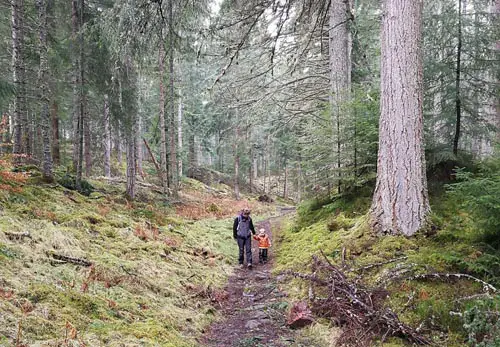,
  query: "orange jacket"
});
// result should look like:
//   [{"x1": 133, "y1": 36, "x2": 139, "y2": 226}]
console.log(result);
[{"x1": 253, "y1": 234, "x2": 271, "y2": 249}]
